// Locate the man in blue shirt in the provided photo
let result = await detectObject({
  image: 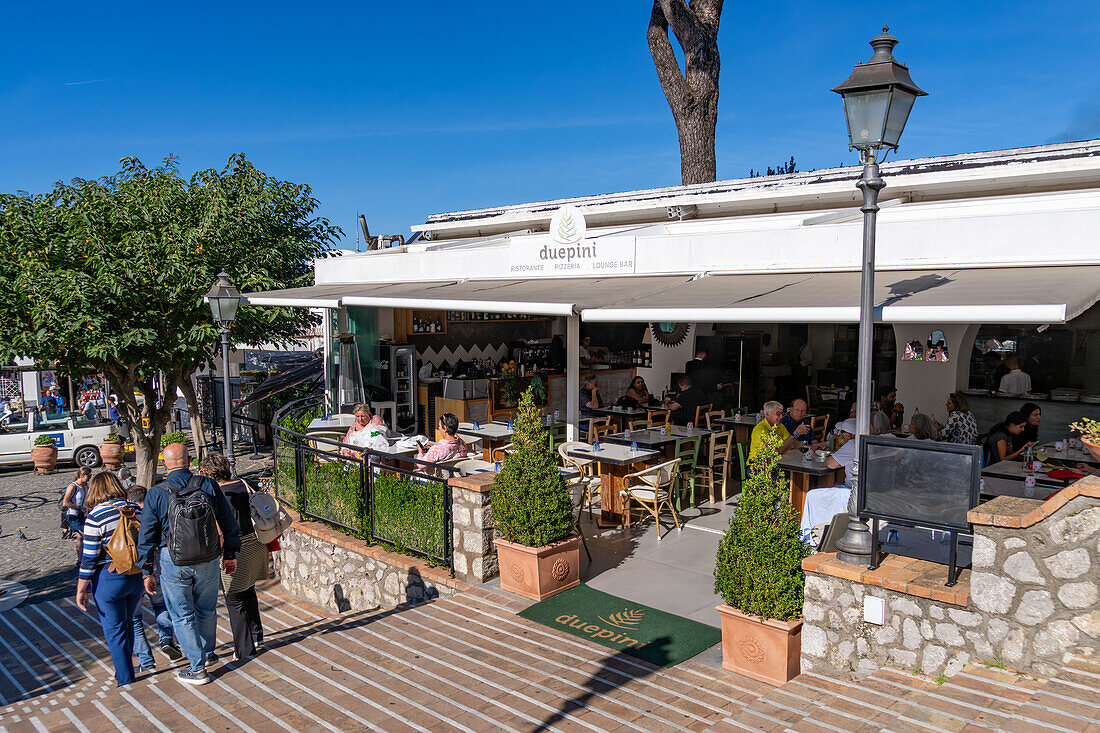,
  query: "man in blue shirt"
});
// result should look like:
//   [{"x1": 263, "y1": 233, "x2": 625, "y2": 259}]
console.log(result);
[
  {"x1": 780, "y1": 398, "x2": 814, "y2": 444},
  {"x1": 138, "y1": 443, "x2": 240, "y2": 685}
]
